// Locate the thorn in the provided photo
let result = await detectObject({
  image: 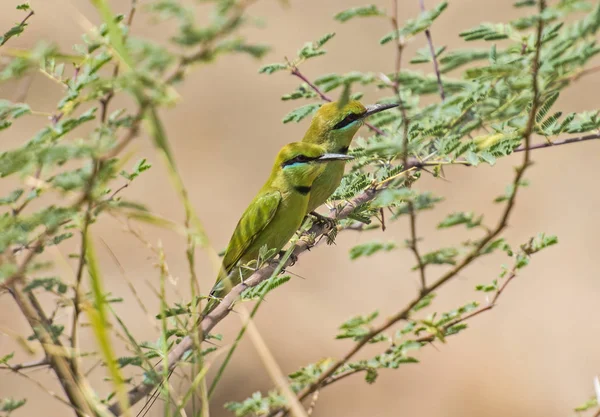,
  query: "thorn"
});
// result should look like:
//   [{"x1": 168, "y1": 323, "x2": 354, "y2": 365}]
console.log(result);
[{"x1": 286, "y1": 270, "x2": 307, "y2": 280}]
